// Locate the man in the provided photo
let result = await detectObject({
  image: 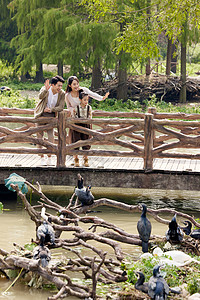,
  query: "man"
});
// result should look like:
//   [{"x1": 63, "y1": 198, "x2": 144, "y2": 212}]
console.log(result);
[{"x1": 34, "y1": 75, "x2": 65, "y2": 166}]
